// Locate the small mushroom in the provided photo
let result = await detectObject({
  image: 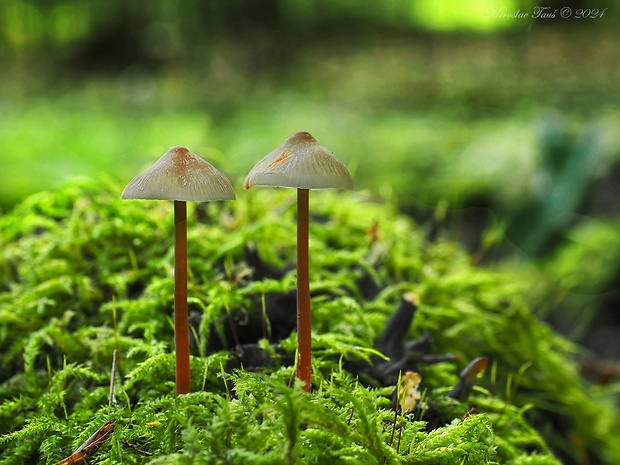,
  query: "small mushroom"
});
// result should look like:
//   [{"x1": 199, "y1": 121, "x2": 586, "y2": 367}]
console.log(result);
[
  {"x1": 244, "y1": 131, "x2": 354, "y2": 391},
  {"x1": 122, "y1": 146, "x2": 235, "y2": 395}
]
